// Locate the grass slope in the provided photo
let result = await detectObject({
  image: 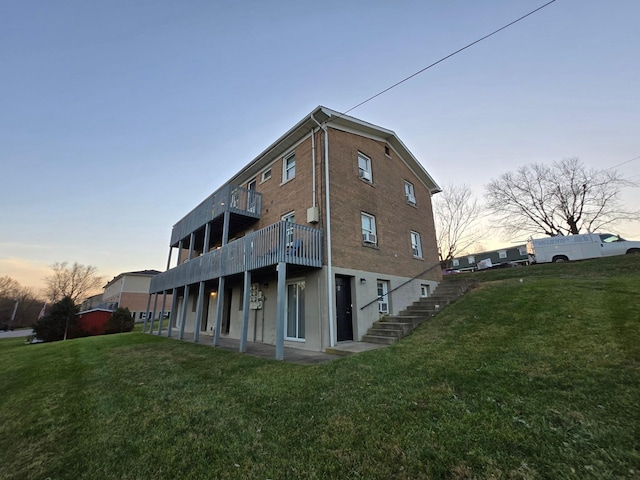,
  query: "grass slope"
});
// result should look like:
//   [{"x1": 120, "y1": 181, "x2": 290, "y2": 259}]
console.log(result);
[{"x1": 1, "y1": 256, "x2": 639, "y2": 479}]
